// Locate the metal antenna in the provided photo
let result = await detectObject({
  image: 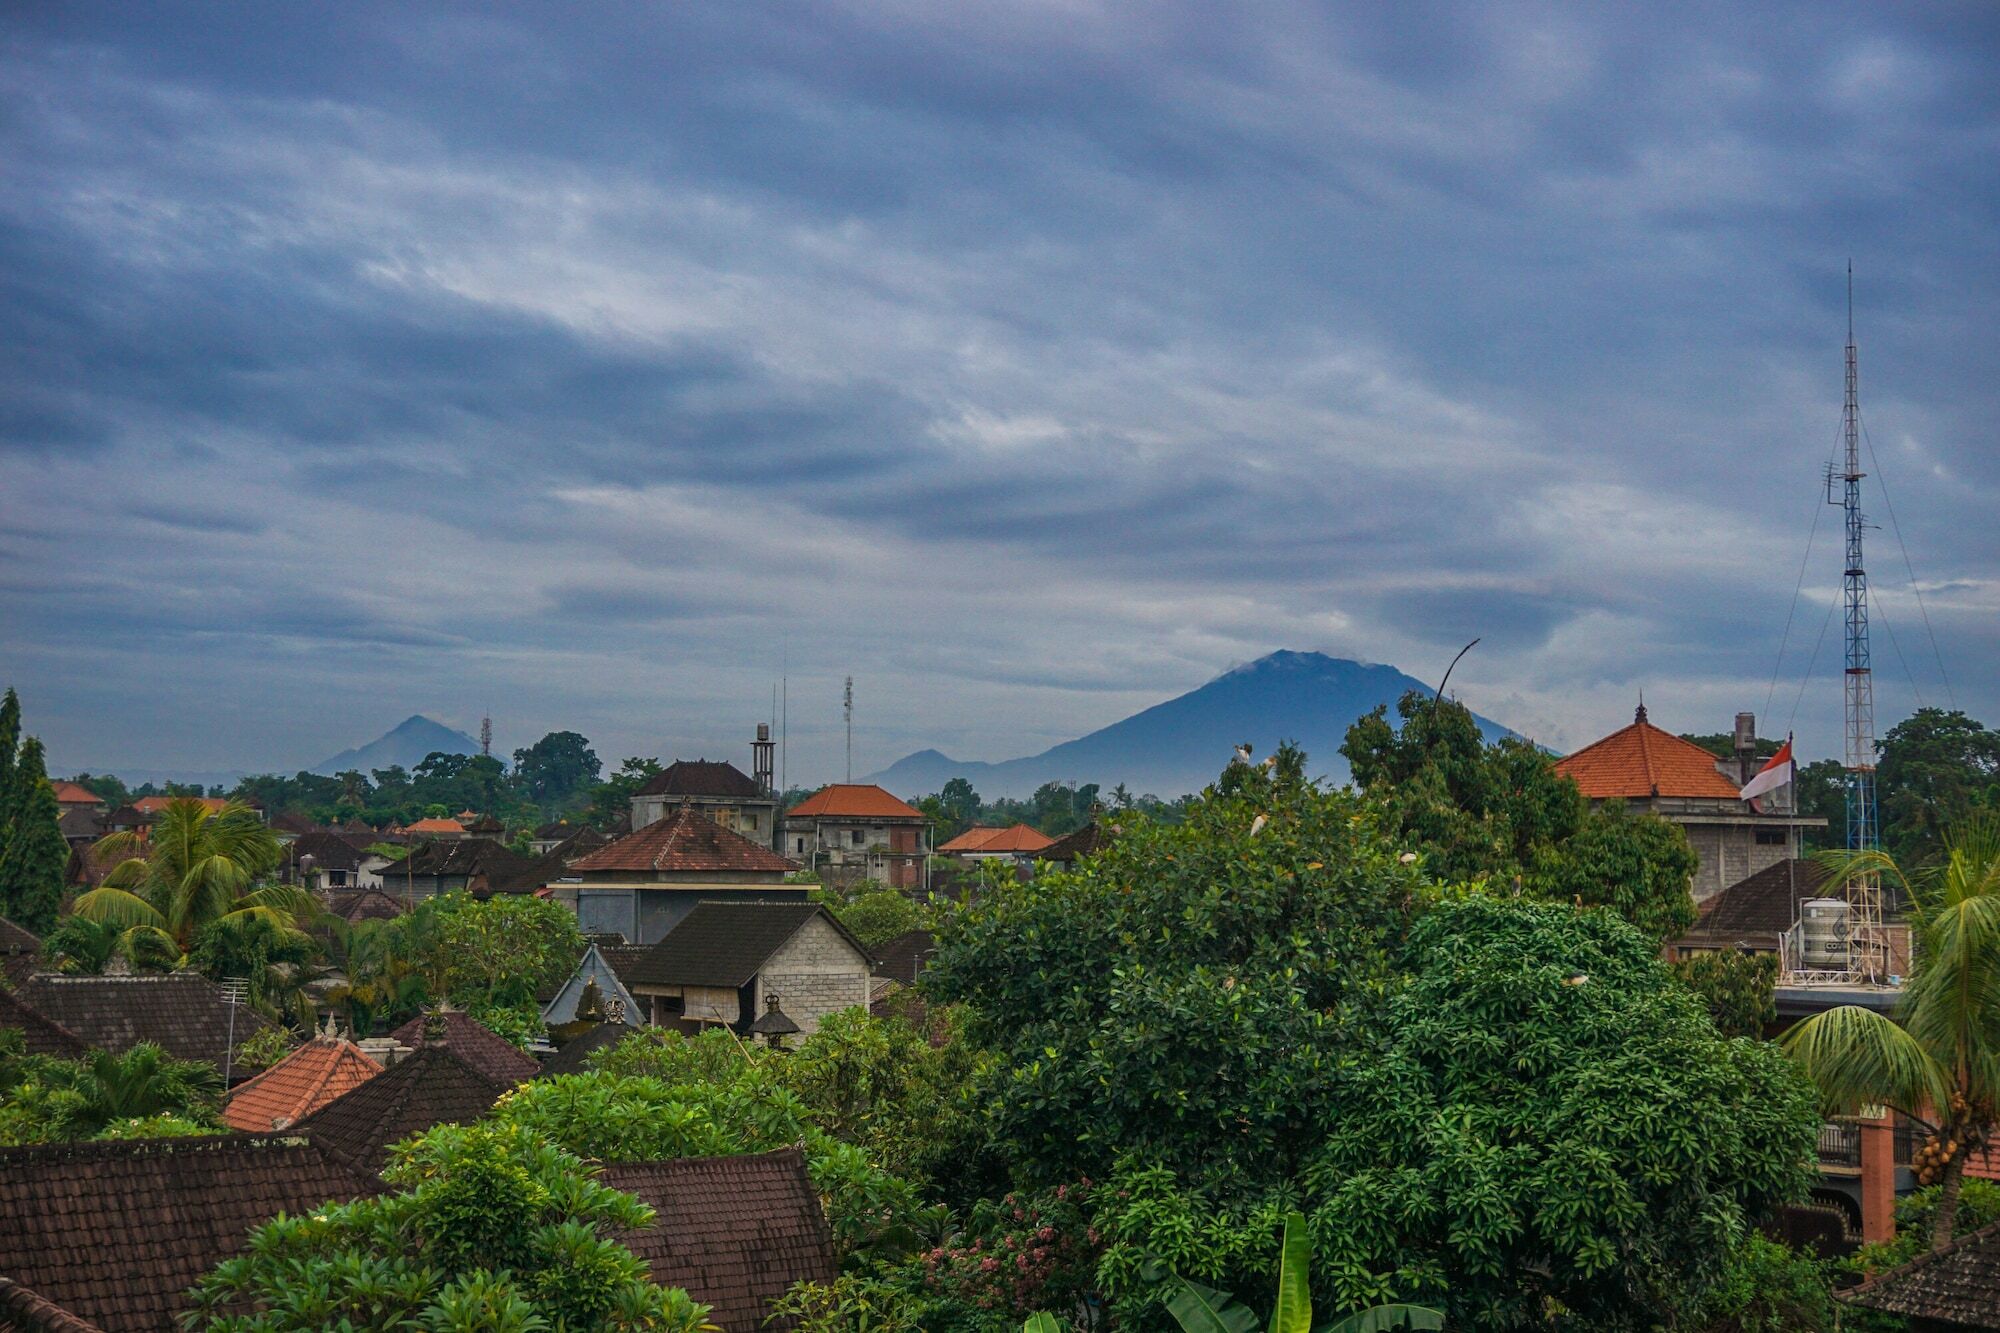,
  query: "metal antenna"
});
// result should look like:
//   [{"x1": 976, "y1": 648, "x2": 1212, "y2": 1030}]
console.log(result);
[
  {"x1": 220, "y1": 977, "x2": 249, "y2": 1086},
  {"x1": 843, "y1": 676, "x2": 854, "y2": 782},
  {"x1": 1837, "y1": 262, "x2": 1884, "y2": 982}
]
